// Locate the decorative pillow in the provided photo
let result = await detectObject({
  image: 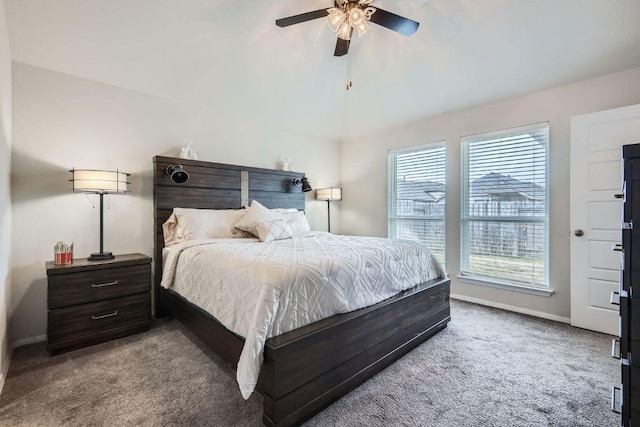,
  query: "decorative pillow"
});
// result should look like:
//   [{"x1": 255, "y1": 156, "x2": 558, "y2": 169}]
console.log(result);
[
  {"x1": 255, "y1": 219, "x2": 294, "y2": 242},
  {"x1": 163, "y1": 208, "x2": 251, "y2": 246},
  {"x1": 233, "y1": 201, "x2": 311, "y2": 238},
  {"x1": 233, "y1": 200, "x2": 273, "y2": 236},
  {"x1": 279, "y1": 210, "x2": 311, "y2": 237}
]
